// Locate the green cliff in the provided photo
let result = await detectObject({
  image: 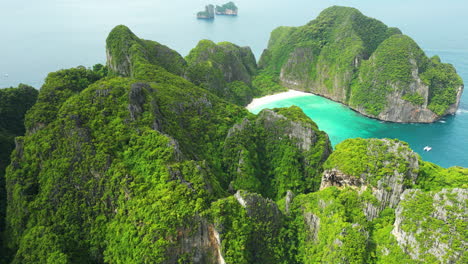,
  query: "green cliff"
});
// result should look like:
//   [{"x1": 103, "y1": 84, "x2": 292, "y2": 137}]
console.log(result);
[
  {"x1": 259, "y1": 6, "x2": 464, "y2": 123},
  {"x1": 215, "y1": 2, "x2": 238, "y2": 16},
  {"x1": 197, "y1": 5, "x2": 215, "y2": 19},
  {"x1": 106, "y1": 25, "x2": 187, "y2": 78},
  {"x1": 186, "y1": 40, "x2": 257, "y2": 106},
  {"x1": 0, "y1": 84, "x2": 38, "y2": 263},
  {"x1": 1, "y1": 23, "x2": 466, "y2": 264}
]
